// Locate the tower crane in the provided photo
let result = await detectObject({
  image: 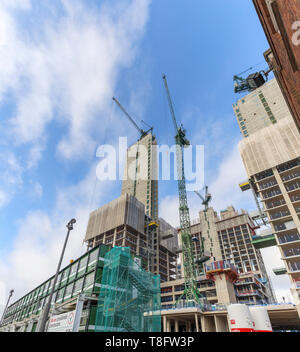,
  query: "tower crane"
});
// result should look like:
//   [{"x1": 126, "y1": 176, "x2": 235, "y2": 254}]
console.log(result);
[
  {"x1": 194, "y1": 186, "x2": 212, "y2": 212},
  {"x1": 162, "y1": 74, "x2": 204, "y2": 305},
  {"x1": 233, "y1": 67, "x2": 272, "y2": 94},
  {"x1": 112, "y1": 97, "x2": 153, "y2": 139}
]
